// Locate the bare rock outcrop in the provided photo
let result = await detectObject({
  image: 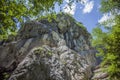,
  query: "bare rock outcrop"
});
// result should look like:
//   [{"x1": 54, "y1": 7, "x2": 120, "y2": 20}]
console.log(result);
[{"x1": 0, "y1": 13, "x2": 97, "y2": 80}]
